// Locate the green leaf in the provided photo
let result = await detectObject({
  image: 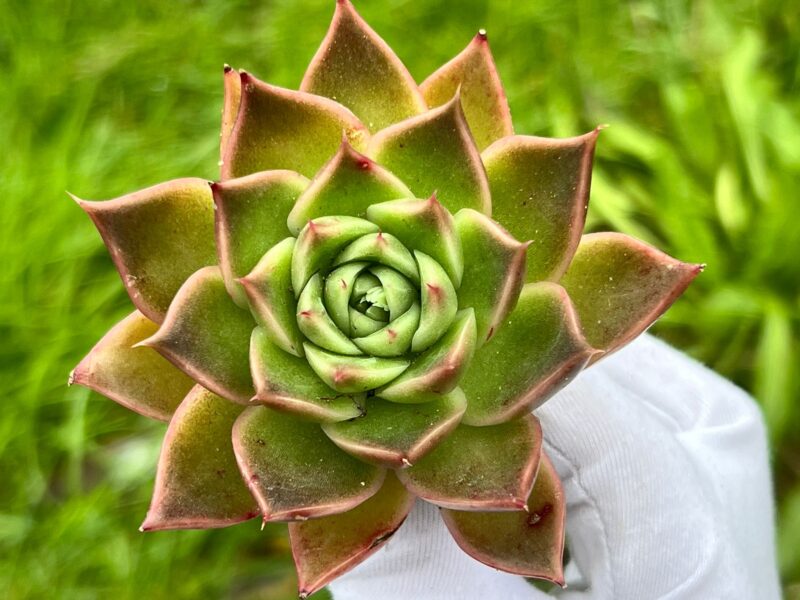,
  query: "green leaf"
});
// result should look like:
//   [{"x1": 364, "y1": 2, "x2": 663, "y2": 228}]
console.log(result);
[
  {"x1": 287, "y1": 138, "x2": 413, "y2": 235},
  {"x1": 367, "y1": 93, "x2": 491, "y2": 215},
  {"x1": 140, "y1": 267, "x2": 255, "y2": 404},
  {"x1": 70, "y1": 311, "x2": 194, "y2": 422},
  {"x1": 220, "y1": 65, "x2": 242, "y2": 164},
  {"x1": 397, "y1": 415, "x2": 542, "y2": 510},
  {"x1": 367, "y1": 195, "x2": 463, "y2": 288},
  {"x1": 482, "y1": 130, "x2": 599, "y2": 281},
  {"x1": 292, "y1": 216, "x2": 379, "y2": 296},
  {"x1": 334, "y1": 232, "x2": 420, "y2": 284},
  {"x1": 455, "y1": 209, "x2": 528, "y2": 345},
  {"x1": 232, "y1": 406, "x2": 384, "y2": 521},
  {"x1": 240, "y1": 238, "x2": 305, "y2": 357},
  {"x1": 441, "y1": 450, "x2": 565, "y2": 584},
  {"x1": 250, "y1": 327, "x2": 364, "y2": 423},
  {"x1": 412, "y1": 251, "x2": 458, "y2": 353},
  {"x1": 378, "y1": 309, "x2": 476, "y2": 404},
  {"x1": 221, "y1": 72, "x2": 368, "y2": 180},
  {"x1": 140, "y1": 386, "x2": 259, "y2": 531},
  {"x1": 323, "y1": 262, "x2": 369, "y2": 337},
  {"x1": 72, "y1": 178, "x2": 216, "y2": 323},
  {"x1": 420, "y1": 31, "x2": 513, "y2": 151},
  {"x1": 297, "y1": 273, "x2": 362, "y2": 355},
  {"x1": 460, "y1": 283, "x2": 595, "y2": 426},
  {"x1": 323, "y1": 390, "x2": 466, "y2": 467},
  {"x1": 559, "y1": 233, "x2": 702, "y2": 354},
  {"x1": 369, "y1": 265, "x2": 417, "y2": 318},
  {"x1": 299, "y1": 0, "x2": 426, "y2": 132},
  {"x1": 303, "y1": 343, "x2": 409, "y2": 394},
  {"x1": 212, "y1": 170, "x2": 308, "y2": 307},
  {"x1": 289, "y1": 473, "x2": 414, "y2": 599},
  {"x1": 352, "y1": 302, "x2": 420, "y2": 357}
]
